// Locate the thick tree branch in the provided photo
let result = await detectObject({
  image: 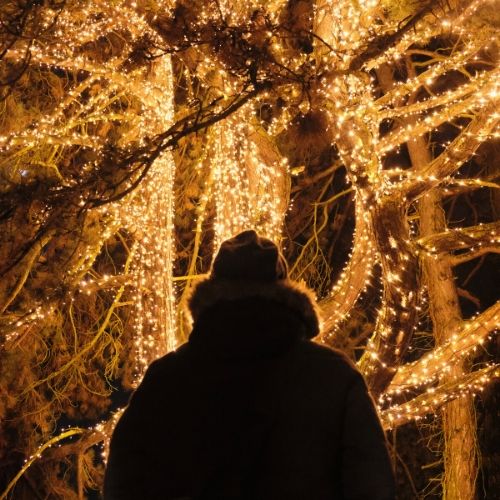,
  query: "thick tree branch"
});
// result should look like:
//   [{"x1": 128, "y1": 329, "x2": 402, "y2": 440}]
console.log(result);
[
  {"x1": 417, "y1": 220, "x2": 500, "y2": 256},
  {"x1": 378, "y1": 89, "x2": 498, "y2": 155},
  {"x1": 381, "y1": 364, "x2": 499, "y2": 429},
  {"x1": 358, "y1": 197, "x2": 420, "y2": 396},
  {"x1": 319, "y1": 200, "x2": 375, "y2": 339},
  {"x1": 403, "y1": 100, "x2": 499, "y2": 201},
  {"x1": 388, "y1": 301, "x2": 500, "y2": 392}
]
